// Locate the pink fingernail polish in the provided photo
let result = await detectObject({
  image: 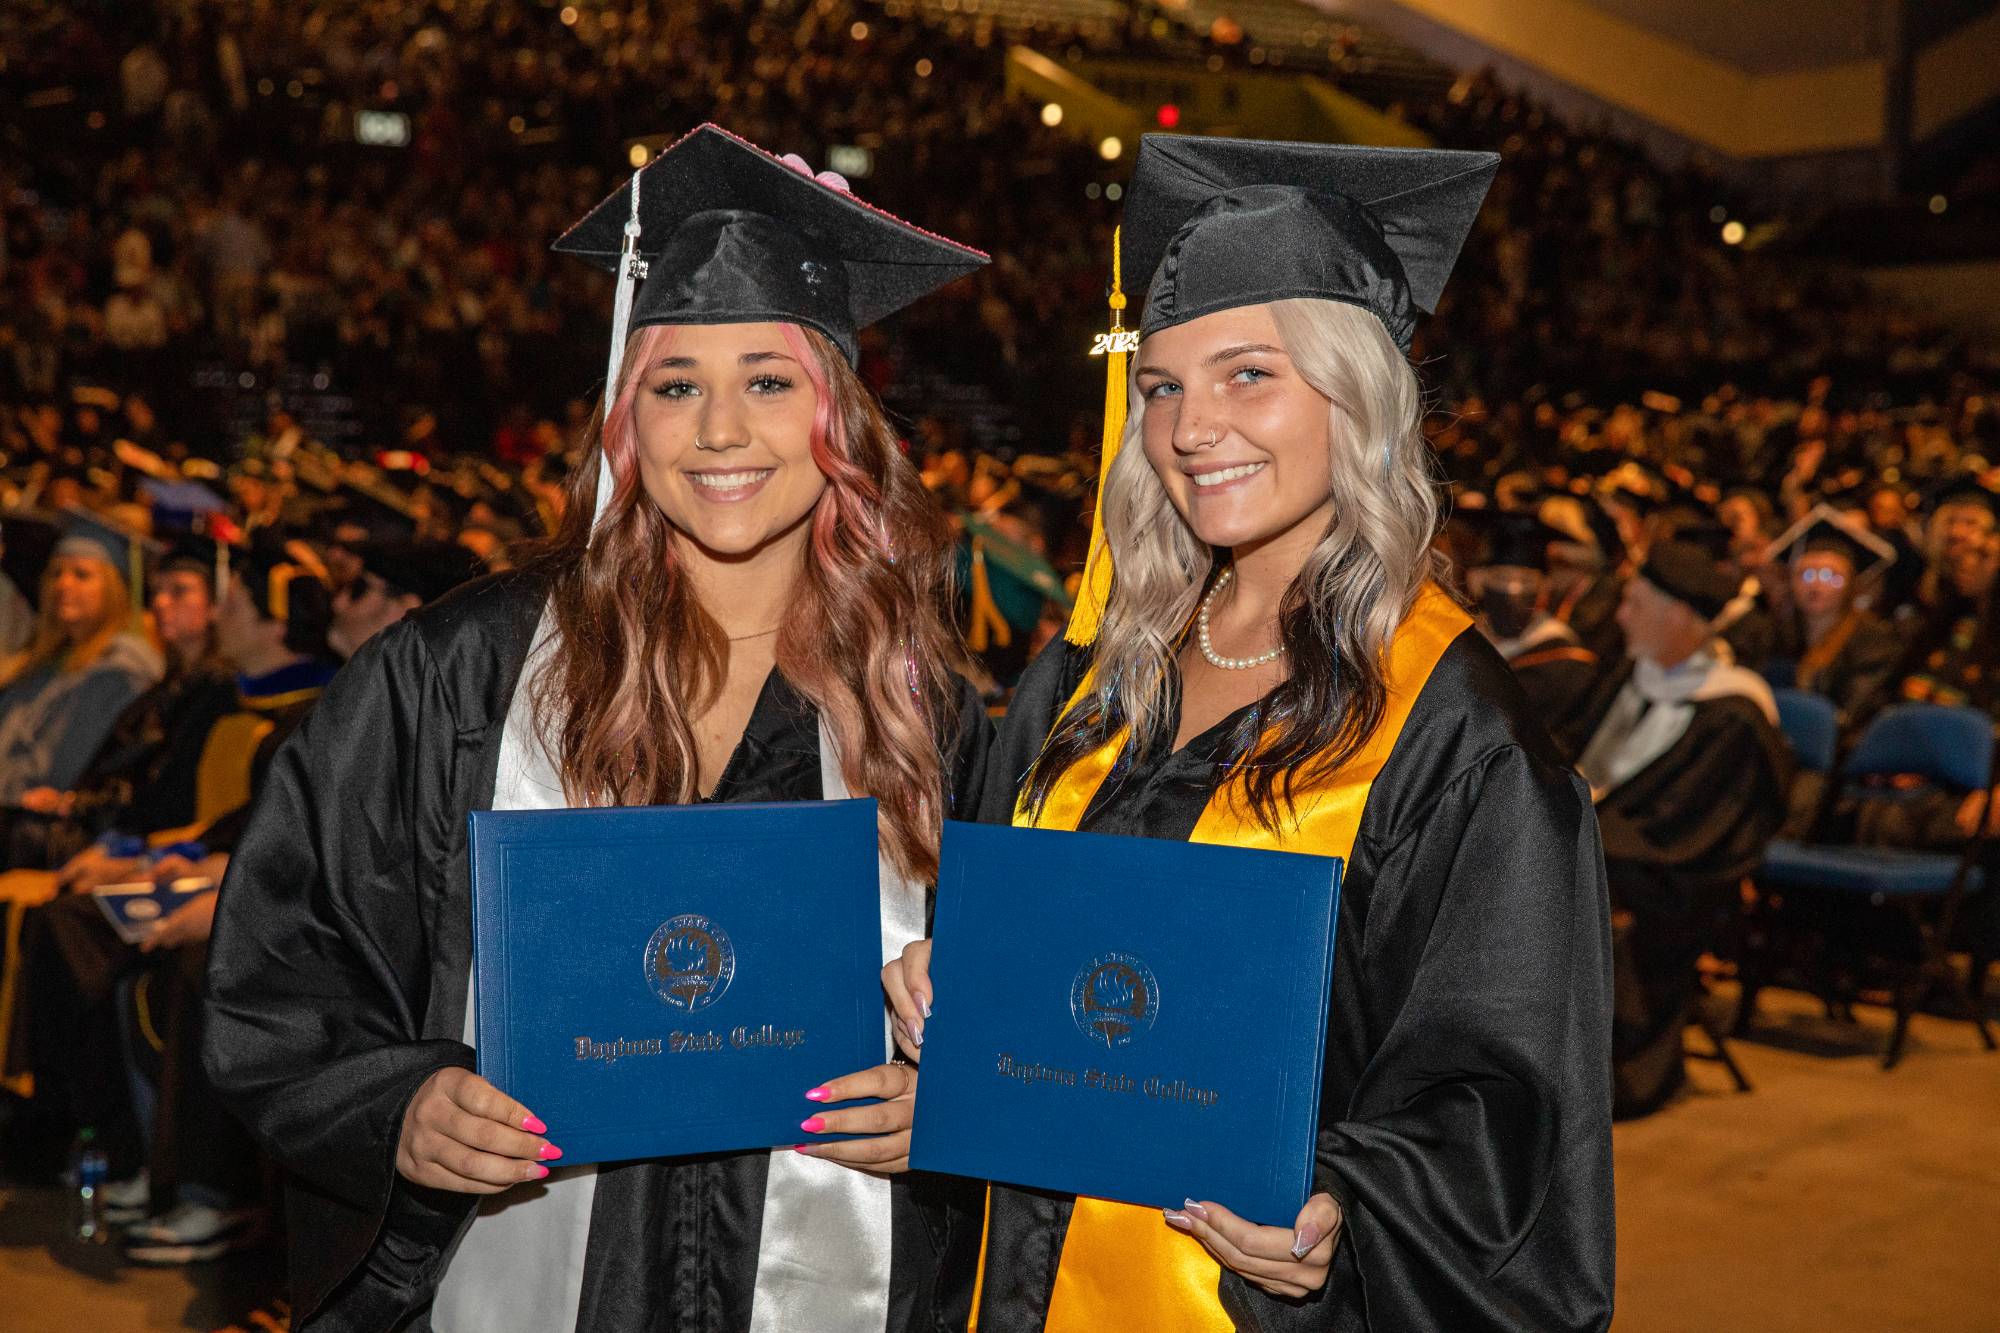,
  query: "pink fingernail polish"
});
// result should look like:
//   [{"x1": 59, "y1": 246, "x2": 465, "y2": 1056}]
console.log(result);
[
  {"x1": 538, "y1": 1143, "x2": 563, "y2": 1161},
  {"x1": 533, "y1": 1164, "x2": 550, "y2": 1179},
  {"x1": 1291, "y1": 1223, "x2": 1321, "y2": 1259},
  {"x1": 522, "y1": 1114, "x2": 547, "y2": 1134},
  {"x1": 800, "y1": 1116, "x2": 826, "y2": 1133},
  {"x1": 1163, "y1": 1209, "x2": 1191, "y2": 1229},
  {"x1": 1182, "y1": 1199, "x2": 1210, "y2": 1221},
  {"x1": 792, "y1": 1144, "x2": 813, "y2": 1154},
  {"x1": 919, "y1": 995, "x2": 933, "y2": 1019},
  {"x1": 805, "y1": 1087, "x2": 829, "y2": 1102}
]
